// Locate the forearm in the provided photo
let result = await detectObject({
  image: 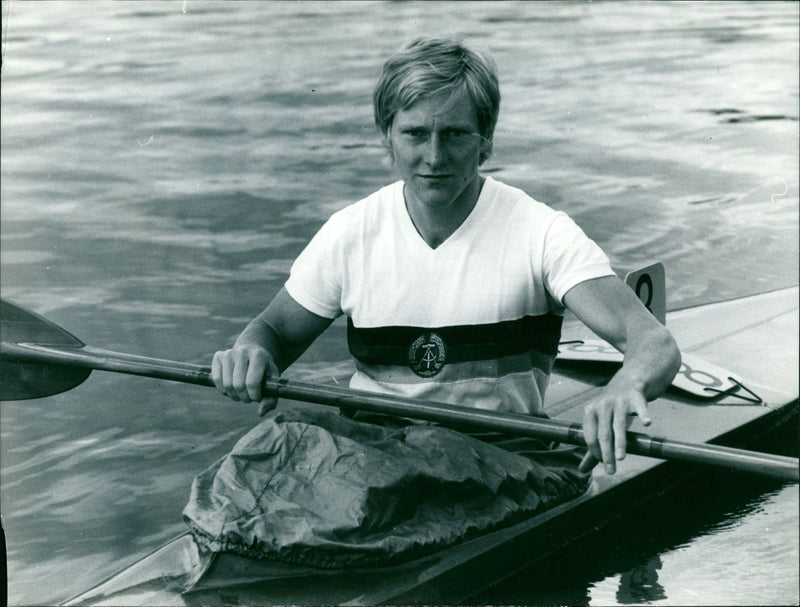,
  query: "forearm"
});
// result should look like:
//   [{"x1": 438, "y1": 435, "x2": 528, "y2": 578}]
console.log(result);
[
  {"x1": 563, "y1": 276, "x2": 681, "y2": 401},
  {"x1": 232, "y1": 289, "x2": 334, "y2": 373},
  {"x1": 234, "y1": 316, "x2": 316, "y2": 373},
  {"x1": 213, "y1": 290, "x2": 332, "y2": 410},
  {"x1": 234, "y1": 315, "x2": 286, "y2": 370},
  {"x1": 564, "y1": 276, "x2": 682, "y2": 473},
  {"x1": 614, "y1": 322, "x2": 681, "y2": 400}
]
